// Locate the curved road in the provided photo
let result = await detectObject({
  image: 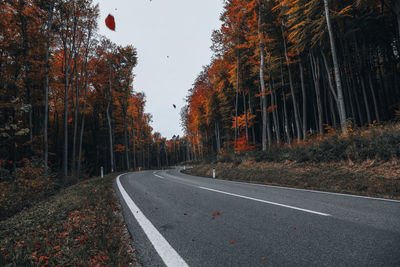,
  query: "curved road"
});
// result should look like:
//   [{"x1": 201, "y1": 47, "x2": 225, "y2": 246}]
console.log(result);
[{"x1": 115, "y1": 168, "x2": 400, "y2": 266}]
